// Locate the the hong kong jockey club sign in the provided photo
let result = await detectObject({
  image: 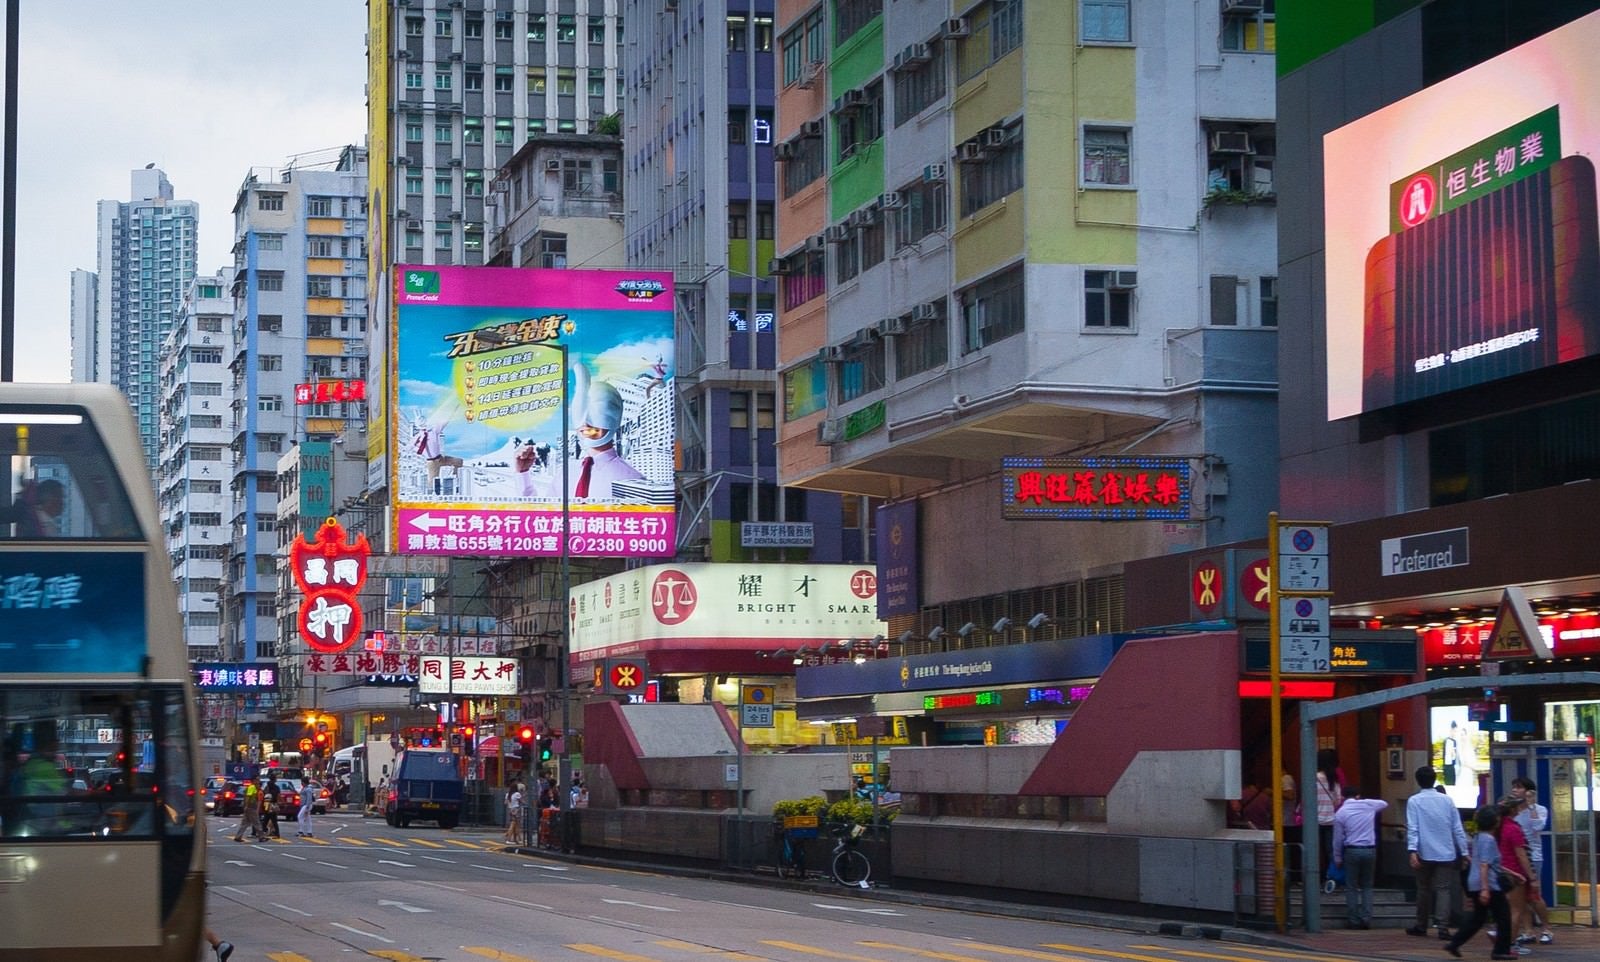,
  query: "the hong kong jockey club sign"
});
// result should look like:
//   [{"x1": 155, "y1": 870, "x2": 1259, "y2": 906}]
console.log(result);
[{"x1": 290, "y1": 517, "x2": 372, "y2": 654}]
